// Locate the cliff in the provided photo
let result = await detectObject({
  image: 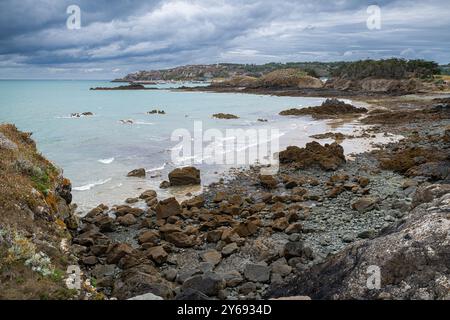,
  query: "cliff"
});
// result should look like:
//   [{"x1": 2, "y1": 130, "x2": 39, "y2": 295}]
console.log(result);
[{"x1": 0, "y1": 124, "x2": 82, "y2": 299}]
